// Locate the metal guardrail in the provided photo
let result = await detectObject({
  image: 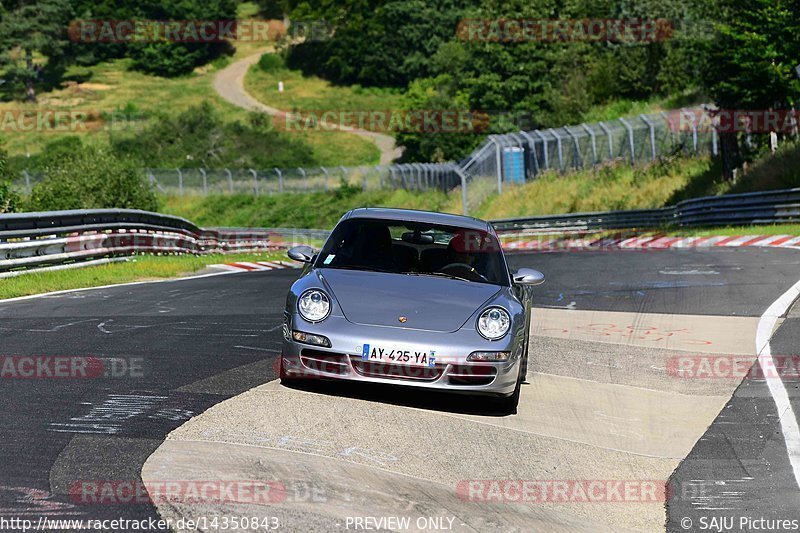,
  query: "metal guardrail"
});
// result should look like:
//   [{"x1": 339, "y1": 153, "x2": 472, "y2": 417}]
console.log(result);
[
  {"x1": 2, "y1": 187, "x2": 799, "y2": 276},
  {"x1": 0, "y1": 209, "x2": 325, "y2": 275},
  {"x1": 491, "y1": 188, "x2": 800, "y2": 234}
]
